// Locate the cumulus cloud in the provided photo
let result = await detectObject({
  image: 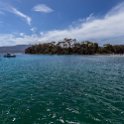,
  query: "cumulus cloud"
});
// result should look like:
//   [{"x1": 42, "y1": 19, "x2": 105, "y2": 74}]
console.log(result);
[
  {"x1": 33, "y1": 4, "x2": 53, "y2": 13},
  {"x1": 0, "y1": 34, "x2": 42, "y2": 46},
  {"x1": 0, "y1": 2, "x2": 124, "y2": 46},
  {"x1": 38, "y1": 2, "x2": 124, "y2": 43}
]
